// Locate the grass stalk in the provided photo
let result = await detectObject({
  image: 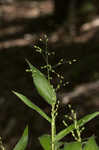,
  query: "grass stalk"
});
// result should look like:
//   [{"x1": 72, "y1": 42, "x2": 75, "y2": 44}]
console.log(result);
[{"x1": 51, "y1": 104, "x2": 56, "y2": 150}]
